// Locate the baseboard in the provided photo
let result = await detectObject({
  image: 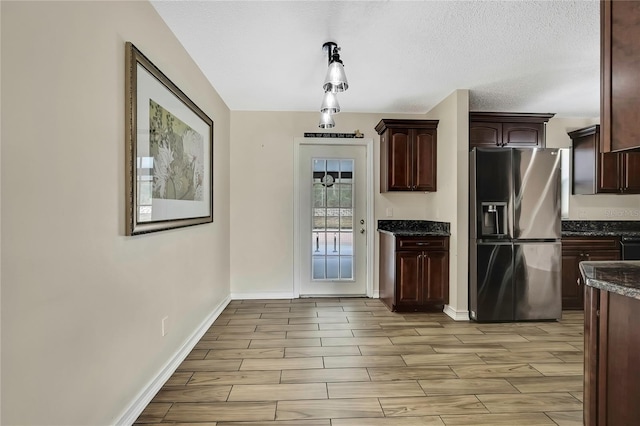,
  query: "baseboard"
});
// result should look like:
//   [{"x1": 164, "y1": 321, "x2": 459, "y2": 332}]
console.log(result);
[
  {"x1": 230, "y1": 292, "x2": 295, "y2": 300},
  {"x1": 372, "y1": 290, "x2": 380, "y2": 298},
  {"x1": 444, "y1": 304, "x2": 470, "y2": 321},
  {"x1": 115, "y1": 295, "x2": 231, "y2": 426}
]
